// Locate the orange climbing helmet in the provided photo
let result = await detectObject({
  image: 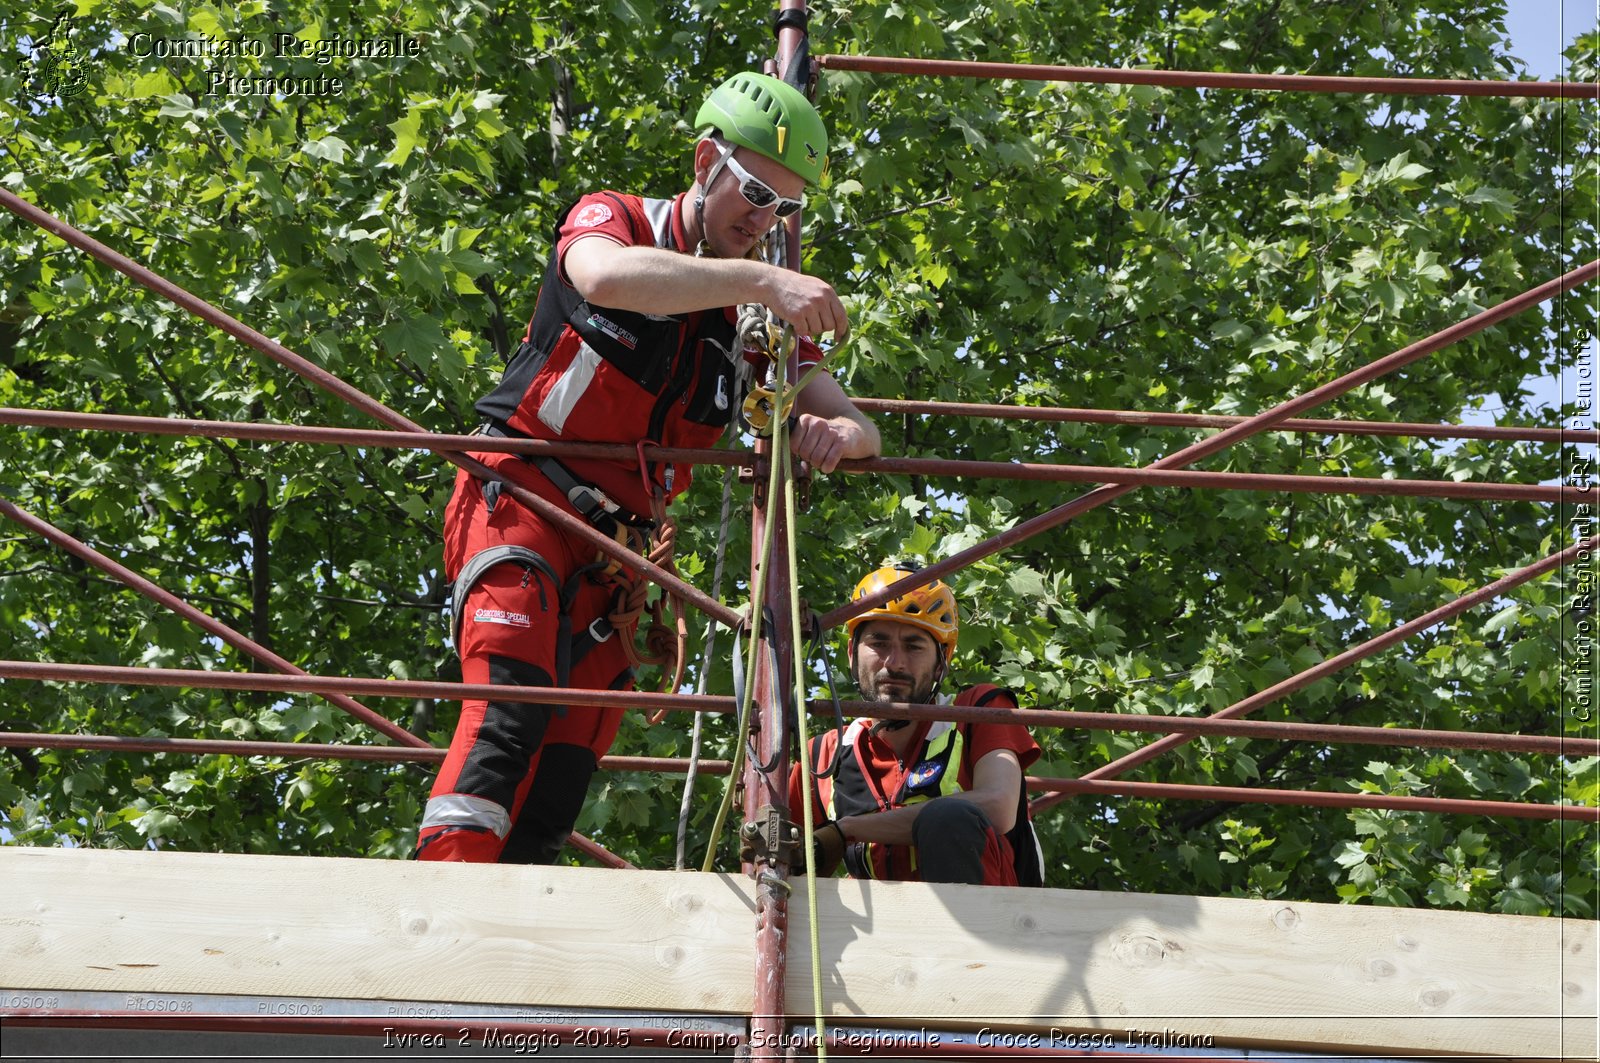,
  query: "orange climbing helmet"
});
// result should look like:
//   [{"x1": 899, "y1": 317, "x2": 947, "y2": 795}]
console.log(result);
[{"x1": 844, "y1": 565, "x2": 959, "y2": 663}]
